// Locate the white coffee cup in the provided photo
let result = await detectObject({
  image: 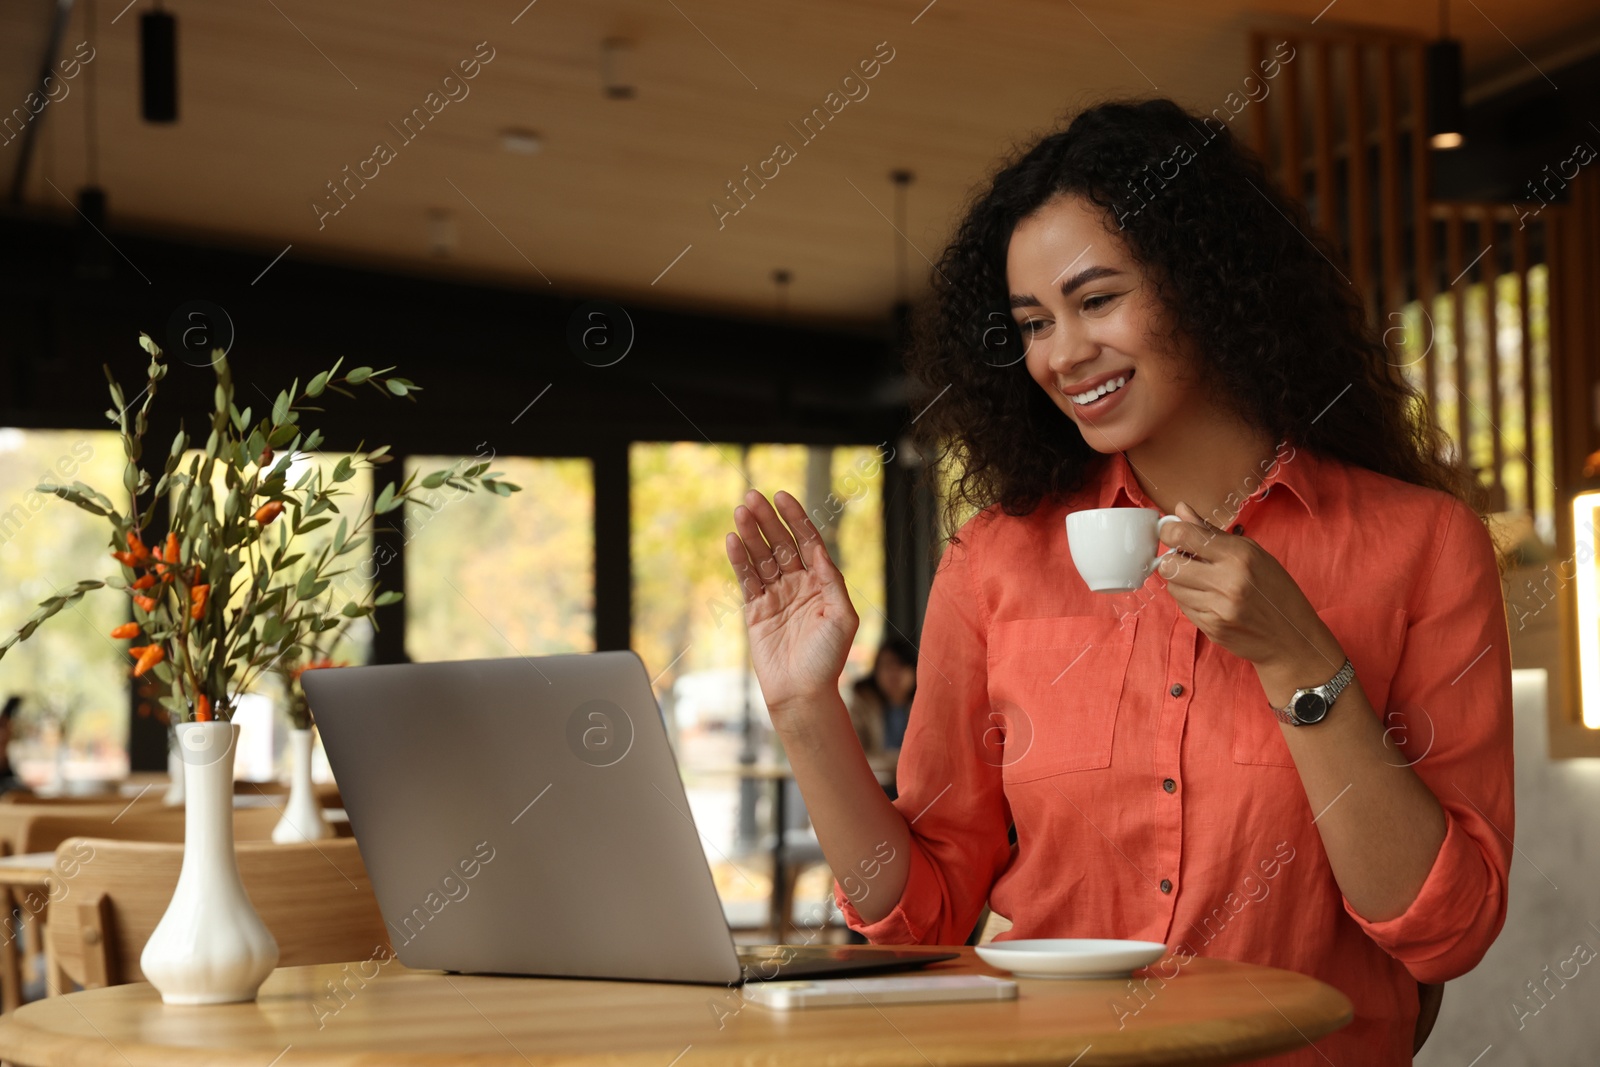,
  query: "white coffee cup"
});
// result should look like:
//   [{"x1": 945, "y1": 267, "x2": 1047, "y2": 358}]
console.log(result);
[{"x1": 1065, "y1": 508, "x2": 1183, "y2": 593}]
